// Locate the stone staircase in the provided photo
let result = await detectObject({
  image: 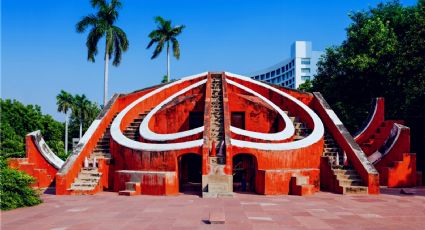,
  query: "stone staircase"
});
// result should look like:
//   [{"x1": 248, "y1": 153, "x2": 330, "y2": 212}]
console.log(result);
[
  {"x1": 118, "y1": 181, "x2": 141, "y2": 196},
  {"x1": 203, "y1": 74, "x2": 233, "y2": 198},
  {"x1": 290, "y1": 175, "x2": 314, "y2": 196},
  {"x1": 359, "y1": 121, "x2": 395, "y2": 156},
  {"x1": 323, "y1": 132, "x2": 368, "y2": 194},
  {"x1": 293, "y1": 116, "x2": 311, "y2": 140},
  {"x1": 68, "y1": 113, "x2": 117, "y2": 194},
  {"x1": 123, "y1": 110, "x2": 151, "y2": 141}
]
